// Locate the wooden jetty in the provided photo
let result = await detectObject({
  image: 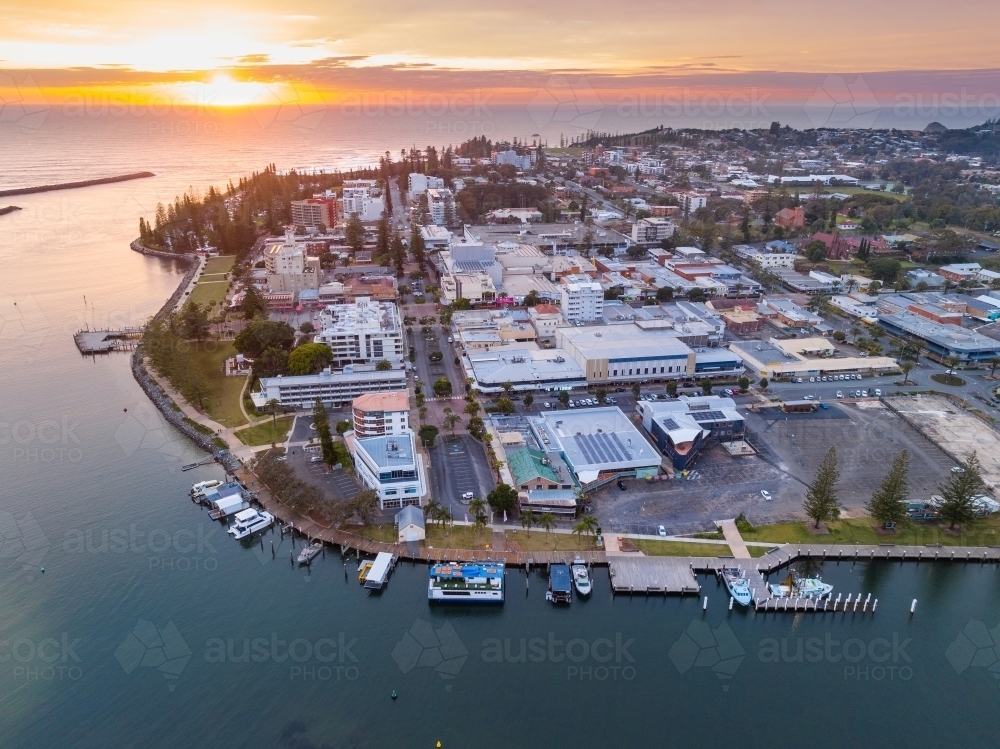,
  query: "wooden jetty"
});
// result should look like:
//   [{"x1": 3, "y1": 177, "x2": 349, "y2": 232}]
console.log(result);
[
  {"x1": 608, "y1": 556, "x2": 703, "y2": 594},
  {"x1": 74, "y1": 328, "x2": 143, "y2": 354},
  {"x1": 755, "y1": 543, "x2": 1000, "y2": 572}
]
